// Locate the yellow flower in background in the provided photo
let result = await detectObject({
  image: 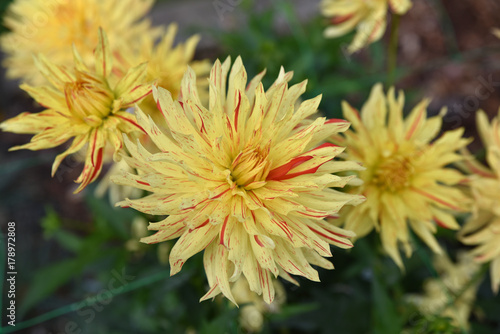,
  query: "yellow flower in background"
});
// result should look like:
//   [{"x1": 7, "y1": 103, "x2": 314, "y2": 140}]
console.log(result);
[
  {"x1": 0, "y1": 0, "x2": 155, "y2": 85},
  {"x1": 116, "y1": 23, "x2": 211, "y2": 124},
  {"x1": 125, "y1": 216, "x2": 149, "y2": 254},
  {"x1": 330, "y1": 84, "x2": 470, "y2": 268},
  {"x1": 493, "y1": 28, "x2": 500, "y2": 39},
  {"x1": 321, "y1": 0, "x2": 412, "y2": 53},
  {"x1": 112, "y1": 57, "x2": 364, "y2": 304},
  {"x1": 459, "y1": 110, "x2": 500, "y2": 294},
  {"x1": 0, "y1": 29, "x2": 153, "y2": 193},
  {"x1": 405, "y1": 252, "x2": 480, "y2": 330}
]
